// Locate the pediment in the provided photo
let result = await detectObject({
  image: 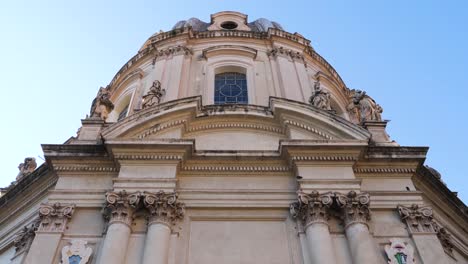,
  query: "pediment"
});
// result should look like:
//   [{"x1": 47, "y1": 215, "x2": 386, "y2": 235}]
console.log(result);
[{"x1": 101, "y1": 97, "x2": 370, "y2": 151}]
